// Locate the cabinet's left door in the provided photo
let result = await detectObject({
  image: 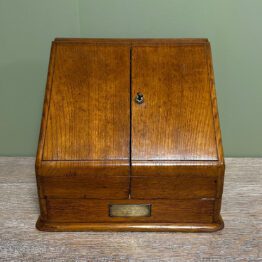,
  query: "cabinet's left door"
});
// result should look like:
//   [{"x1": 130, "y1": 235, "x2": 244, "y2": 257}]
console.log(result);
[
  {"x1": 43, "y1": 43, "x2": 130, "y2": 162},
  {"x1": 36, "y1": 42, "x2": 131, "y2": 202}
]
